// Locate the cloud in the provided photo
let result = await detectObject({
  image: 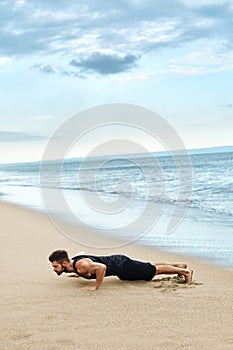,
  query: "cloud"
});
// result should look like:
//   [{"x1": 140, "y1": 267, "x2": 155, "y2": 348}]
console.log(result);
[
  {"x1": 31, "y1": 52, "x2": 139, "y2": 77},
  {"x1": 0, "y1": 131, "x2": 48, "y2": 142},
  {"x1": 1, "y1": 0, "x2": 233, "y2": 77},
  {"x1": 30, "y1": 63, "x2": 57, "y2": 74},
  {"x1": 1, "y1": 1, "x2": 232, "y2": 55},
  {"x1": 219, "y1": 103, "x2": 232, "y2": 109},
  {"x1": 14, "y1": 0, "x2": 26, "y2": 9},
  {"x1": 30, "y1": 62, "x2": 85, "y2": 78},
  {"x1": 166, "y1": 39, "x2": 233, "y2": 77},
  {"x1": 69, "y1": 52, "x2": 139, "y2": 75},
  {"x1": 0, "y1": 56, "x2": 11, "y2": 64}
]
